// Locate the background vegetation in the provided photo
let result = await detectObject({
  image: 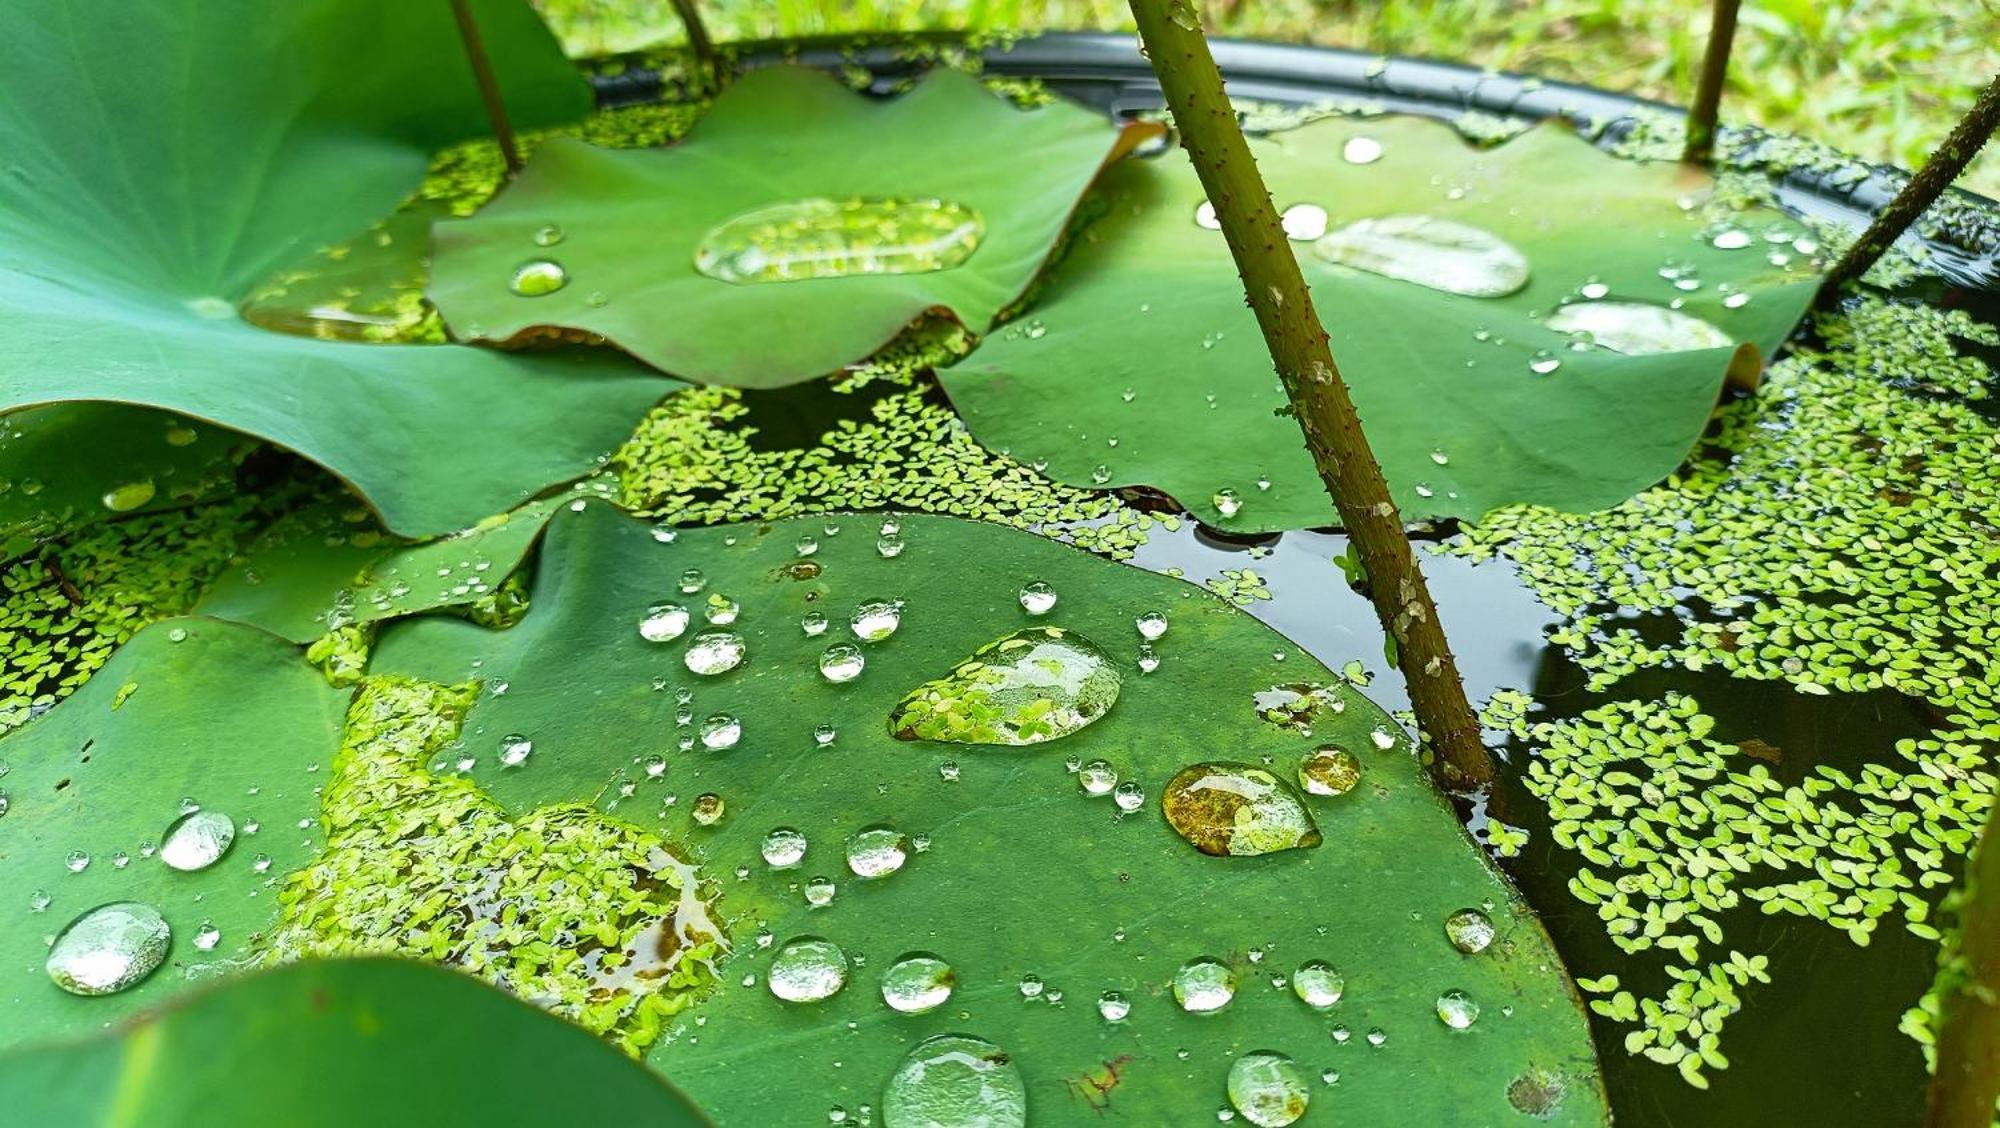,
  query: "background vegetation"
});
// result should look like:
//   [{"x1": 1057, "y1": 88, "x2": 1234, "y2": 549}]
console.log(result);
[{"x1": 538, "y1": 0, "x2": 2000, "y2": 197}]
